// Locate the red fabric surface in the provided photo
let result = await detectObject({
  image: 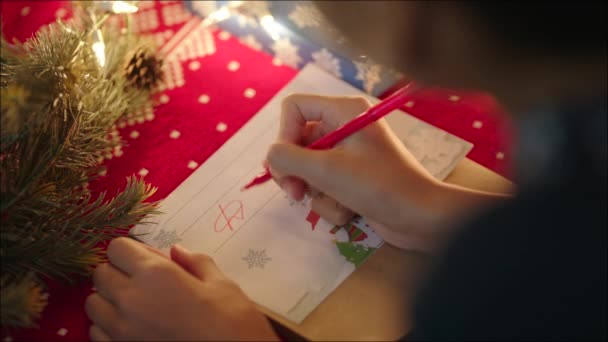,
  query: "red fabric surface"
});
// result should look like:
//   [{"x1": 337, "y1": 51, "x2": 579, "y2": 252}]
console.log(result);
[
  {"x1": 1, "y1": 1, "x2": 513, "y2": 341},
  {"x1": 2, "y1": 2, "x2": 296, "y2": 341}
]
